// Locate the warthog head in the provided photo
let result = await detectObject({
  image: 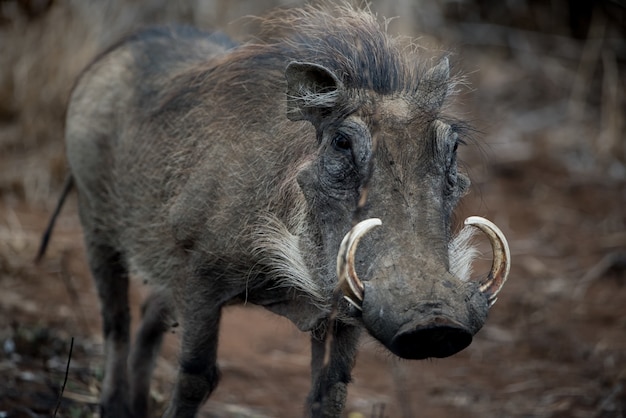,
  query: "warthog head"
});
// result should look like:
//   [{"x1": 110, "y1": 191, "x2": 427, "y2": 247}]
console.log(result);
[{"x1": 284, "y1": 52, "x2": 510, "y2": 359}]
